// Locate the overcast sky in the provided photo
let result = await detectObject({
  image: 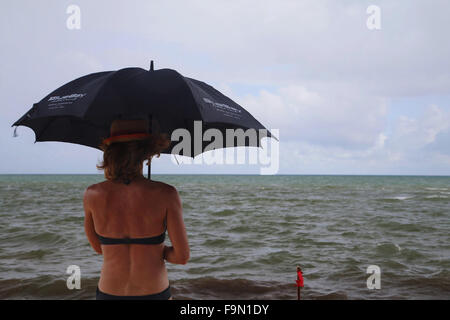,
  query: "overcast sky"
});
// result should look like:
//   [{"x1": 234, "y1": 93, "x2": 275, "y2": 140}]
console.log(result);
[{"x1": 1, "y1": 0, "x2": 449, "y2": 175}]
